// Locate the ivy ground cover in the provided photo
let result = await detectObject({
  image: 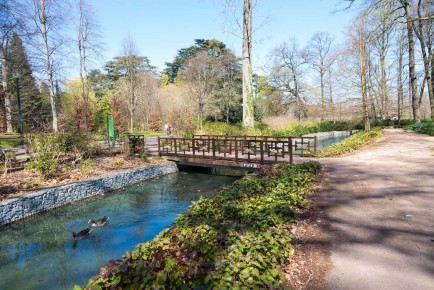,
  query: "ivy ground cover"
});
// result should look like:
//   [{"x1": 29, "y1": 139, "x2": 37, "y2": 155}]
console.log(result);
[{"x1": 81, "y1": 161, "x2": 321, "y2": 289}]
